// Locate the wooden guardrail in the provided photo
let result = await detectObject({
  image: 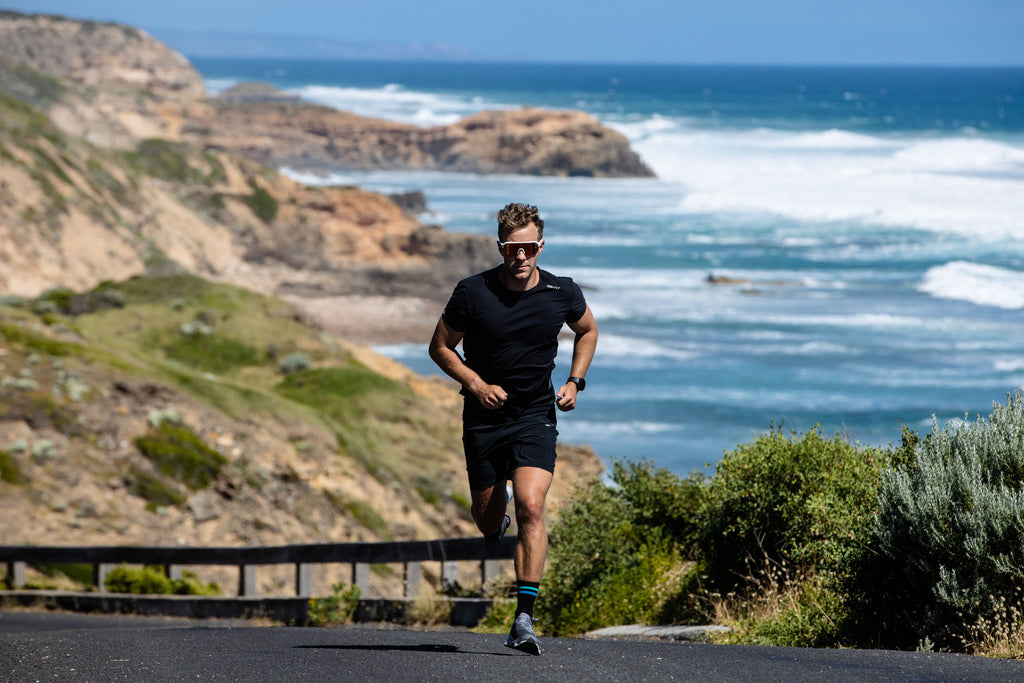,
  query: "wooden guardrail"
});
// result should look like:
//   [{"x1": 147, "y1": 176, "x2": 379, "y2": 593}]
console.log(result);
[{"x1": 0, "y1": 536, "x2": 516, "y2": 599}]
